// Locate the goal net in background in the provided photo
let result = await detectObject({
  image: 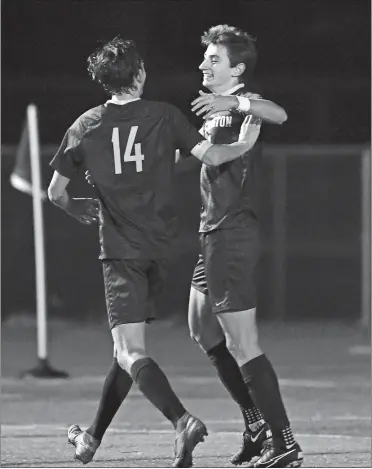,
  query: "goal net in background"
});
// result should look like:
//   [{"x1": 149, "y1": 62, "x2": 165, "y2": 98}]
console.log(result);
[{"x1": 260, "y1": 144, "x2": 370, "y2": 330}]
